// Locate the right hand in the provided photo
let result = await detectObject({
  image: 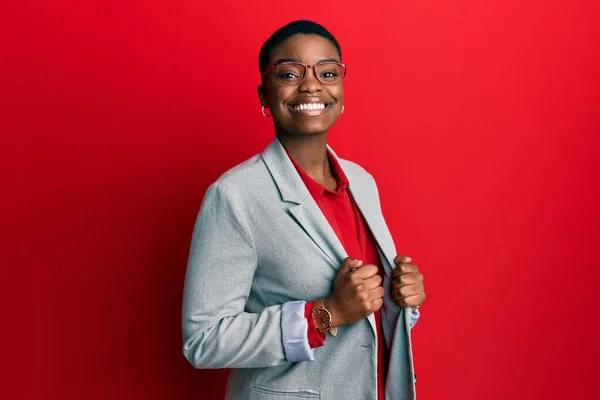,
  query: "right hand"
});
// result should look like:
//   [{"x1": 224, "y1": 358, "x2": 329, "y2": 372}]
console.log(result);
[{"x1": 324, "y1": 257, "x2": 384, "y2": 327}]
